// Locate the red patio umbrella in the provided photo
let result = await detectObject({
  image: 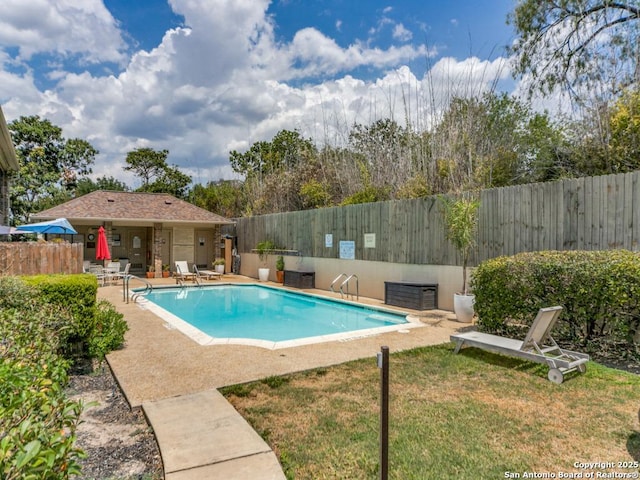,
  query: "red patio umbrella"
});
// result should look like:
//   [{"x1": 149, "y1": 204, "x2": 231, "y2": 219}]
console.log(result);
[{"x1": 96, "y1": 226, "x2": 111, "y2": 261}]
